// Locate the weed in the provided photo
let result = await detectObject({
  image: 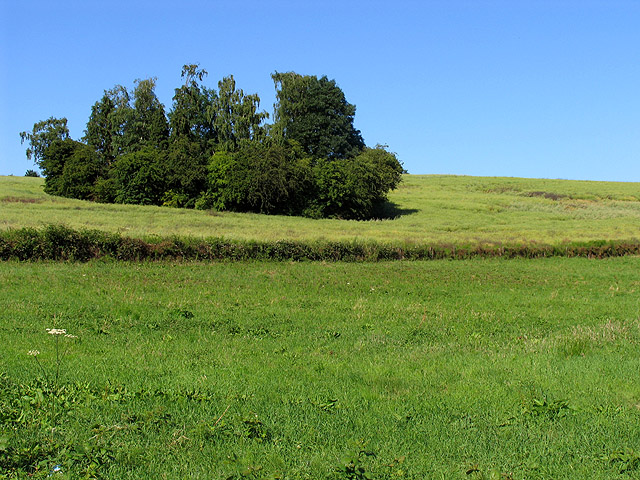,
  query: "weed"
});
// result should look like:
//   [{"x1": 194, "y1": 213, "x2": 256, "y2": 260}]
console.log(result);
[
  {"x1": 315, "y1": 398, "x2": 340, "y2": 413},
  {"x1": 606, "y1": 449, "x2": 640, "y2": 473},
  {"x1": 522, "y1": 394, "x2": 570, "y2": 420},
  {"x1": 25, "y1": 328, "x2": 79, "y2": 442},
  {"x1": 335, "y1": 441, "x2": 376, "y2": 480},
  {"x1": 241, "y1": 413, "x2": 271, "y2": 442}
]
